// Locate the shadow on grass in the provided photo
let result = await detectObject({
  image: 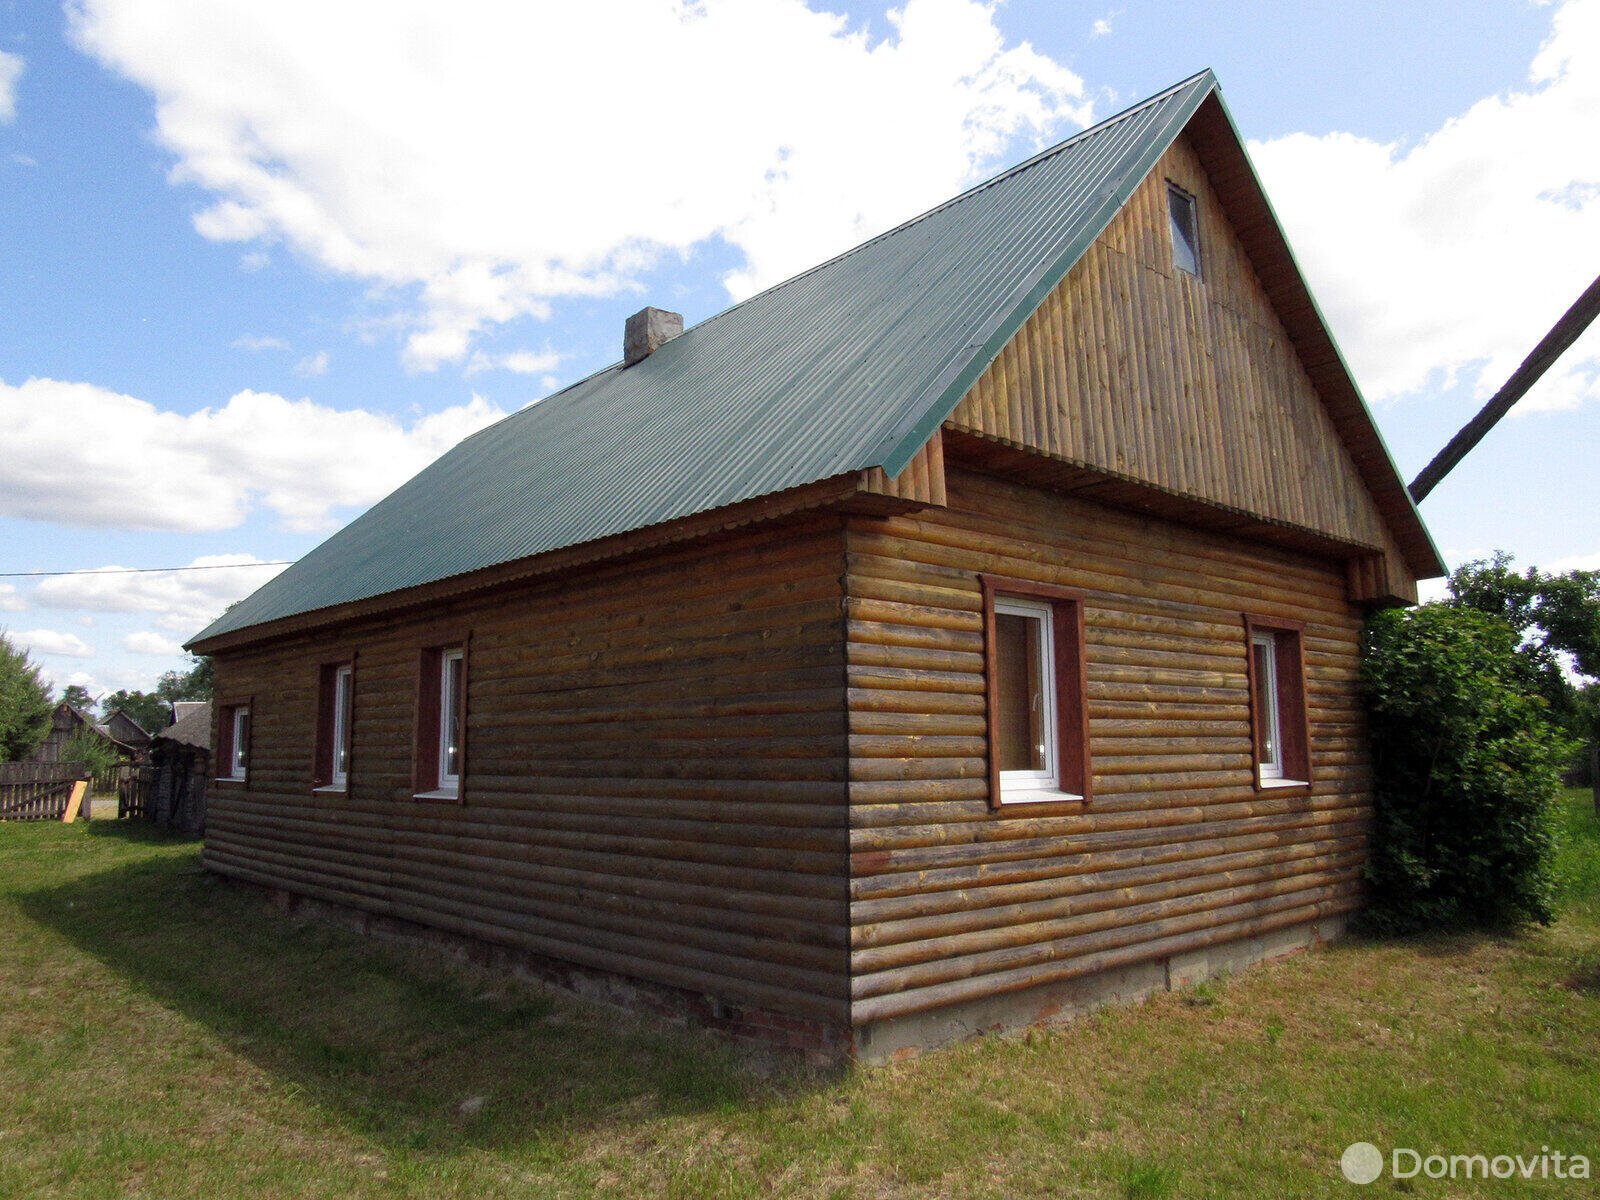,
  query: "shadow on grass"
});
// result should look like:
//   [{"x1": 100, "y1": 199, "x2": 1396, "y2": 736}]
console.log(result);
[
  {"x1": 21, "y1": 847, "x2": 830, "y2": 1156},
  {"x1": 84, "y1": 819, "x2": 202, "y2": 847}
]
